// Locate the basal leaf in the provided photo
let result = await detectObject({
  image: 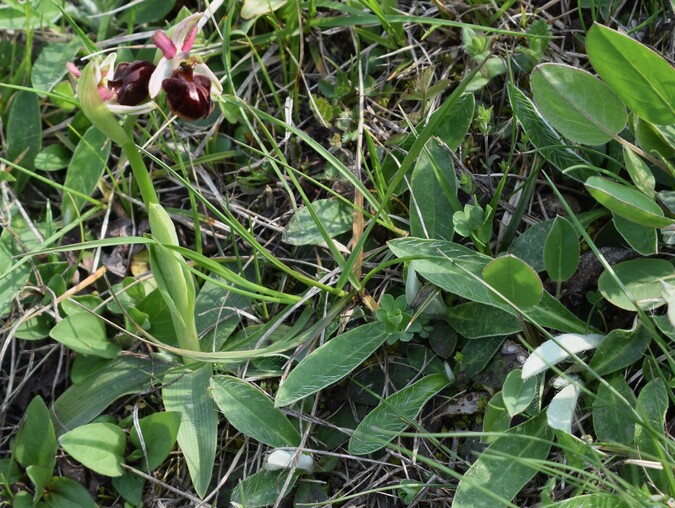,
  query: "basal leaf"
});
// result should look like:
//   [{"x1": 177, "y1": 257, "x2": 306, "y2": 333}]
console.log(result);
[
  {"x1": 14, "y1": 396, "x2": 57, "y2": 470},
  {"x1": 52, "y1": 355, "x2": 172, "y2": 435},
  {"x1": 612, "y1": 214, "x2": 657, "y2": 256},
  {"x1": 544, "y1": 216, "x2": 579, "y2": 282},
  {"x1": 31, "y1": 39, "x2": 81, "y2": 93},
  {"x1": 531, "y1": 63, "x2": 627, "y2": 145},
  {"x1": 49, "y1": 312, "x2": 121, "y2": 359},
  {"x1": 162, "y1": 364, "x2": 218, "y2": 498},
  {"x1": 452, "y1": 412, "x2": 553, "y2": 507},
  {"x1": 447, "y1": 302, "x2": 521, "y2": 339},
  {"x1": 634, "y1": 378, "x2": 669, "y2": 491},
  {"x1": 348, "y1": 374, "x2": 450, "y2": 455},
  {"x1": 502, "y1": 369, "x2": 536, "y2": 417},
  {"x1": 275, "y1": 322, "x2": 391, "y2": 407},
  {"x1": 129, "y1": 412, "x2": 182, "y2": 471},
  {"x1": 230, "y1": 470, "x2": 299, "y2": 507},
  {"x1": 592, "y1": 374, "x2": 636, "y2": 445},
  {"x1": 282, "y1": 198, "x2": 352, "y2": 246},
  {"x1": 482, "y1": 254, "x2": 543, "y2": 308},
  {"x1": 598, "y1": 258, "x2": 675, "y2": 311},
  {"x1": 59, "y1": 422, "x2": 125, "y2": 477},
  {"x1": 210, "y1": 375, "x2": 301, "y2": 447},
  {"x1": 7, "y1": 91, "x2": 42, "y2": 192},
  {"x1": 585, "y1": 176, "x2": 673, "y2": 228},
  {"x1": 587, "y1": 24, "x2": 675, "y2": 125},
  {"x1": 588, "y1": 325, "x2": 651, "y2": 376}
]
